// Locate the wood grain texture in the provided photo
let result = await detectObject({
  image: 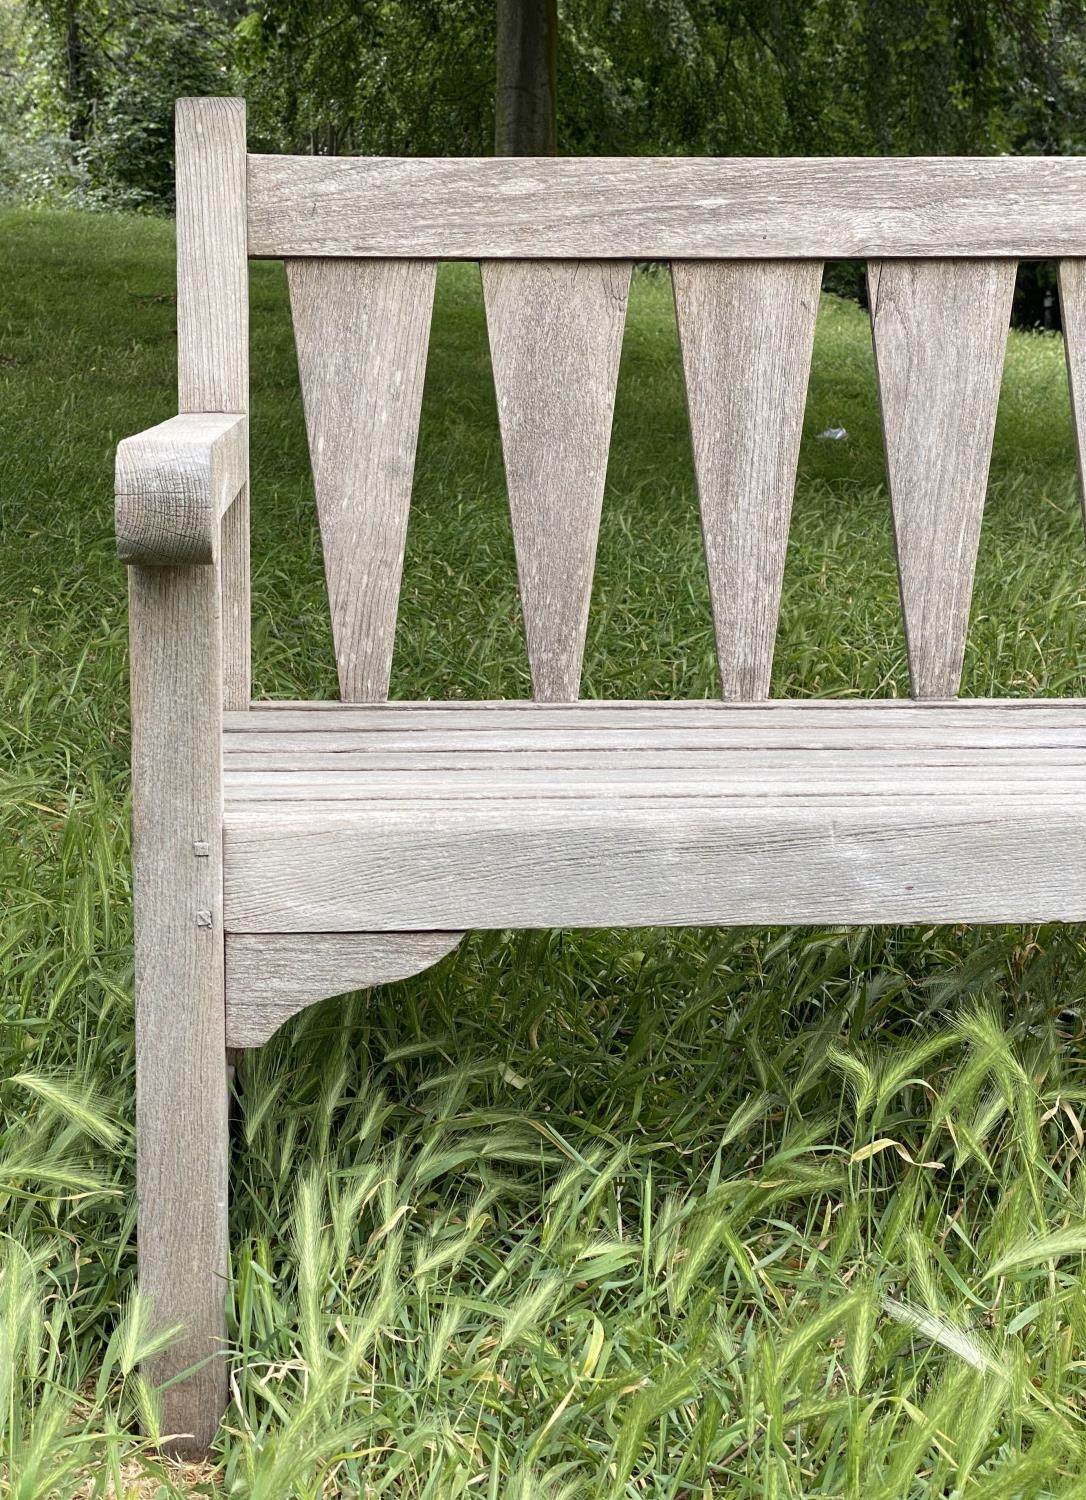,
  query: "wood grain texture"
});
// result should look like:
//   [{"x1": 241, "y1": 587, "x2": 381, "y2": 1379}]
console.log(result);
[
  {"x1": 869, "y1": 259, "x2": 1015, "y2": 698},
  {"x1": 286, "y1": 258, "x2": 436, "y2": 701},
  {"x1": 220, "y1": 700, "x2": 1086, "y2": 930},
  {"x1": 236, "y1": 697, "x2": 1086, "y2": 721},
  {"x1": 673, "y1": 261, "x2": 821, "y2": 698},
  {"x1": 116, "y1": 414, "x2": 246, "y2": 565},
  {"x1": 129, "y1": 564, "x2": 228, "y2": 1458},
  {"x1": 224, "y1": 800, "x2": 1086, "y2": 930},
  {"x1": 482, "y1": 260, "x2": 630, "y2": 700},
  {"x1": 1058, "y1": 260, "x2": 1086, "y2": 535},
  {"x1": 247, "y1": 154, "x2": 1086, "y2": 259},
  {"x1": 176, "y1": 97, "x2": 250, "y2": 709},
  {"x1": 227, "y1": 698, "x2": 1086, "y2": 748},
  {"x1": 225, "y1": 931, "x2": 464, "y2": 1045}
]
